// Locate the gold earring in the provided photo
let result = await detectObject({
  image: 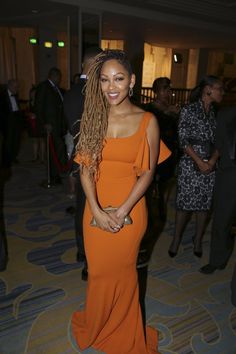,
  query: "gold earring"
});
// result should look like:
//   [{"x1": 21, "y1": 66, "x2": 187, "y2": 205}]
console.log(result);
[{"x1": 129, "y1": 87, "x2": 133, "y2": 97}]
